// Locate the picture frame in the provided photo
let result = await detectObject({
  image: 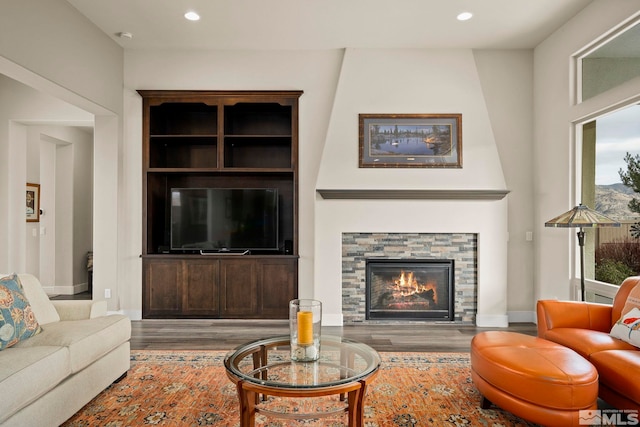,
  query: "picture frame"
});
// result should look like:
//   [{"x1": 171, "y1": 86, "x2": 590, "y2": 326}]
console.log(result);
[
  {"x1": 26, "y1": 183, "x2": 40, "y2": 223},
  {"x1": 359, "y1": 113, "x2": 462, "y2": 168}
]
